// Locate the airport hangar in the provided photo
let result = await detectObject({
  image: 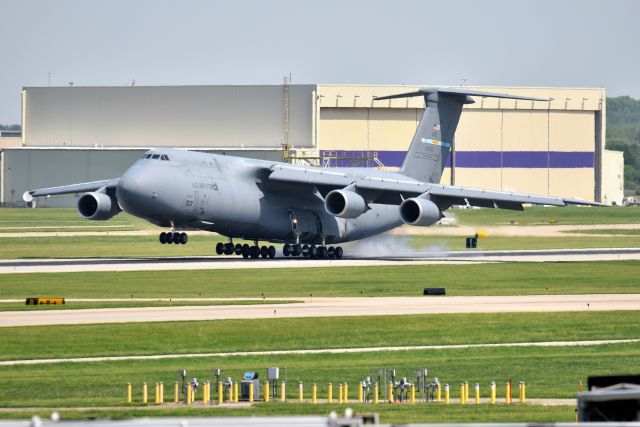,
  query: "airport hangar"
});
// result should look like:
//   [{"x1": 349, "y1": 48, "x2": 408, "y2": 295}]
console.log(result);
[{"x1": 0, "y1": 84, "x2": 624, "y2": 207}]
